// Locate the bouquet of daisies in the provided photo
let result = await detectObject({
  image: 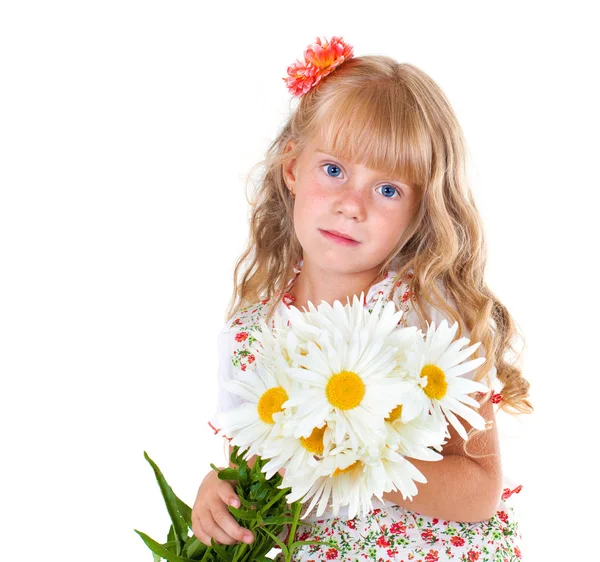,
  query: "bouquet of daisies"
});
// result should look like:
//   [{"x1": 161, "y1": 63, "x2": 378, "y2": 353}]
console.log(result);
[{"x1": 214, "y1": 293, "x2": 491, "y2": 523}]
